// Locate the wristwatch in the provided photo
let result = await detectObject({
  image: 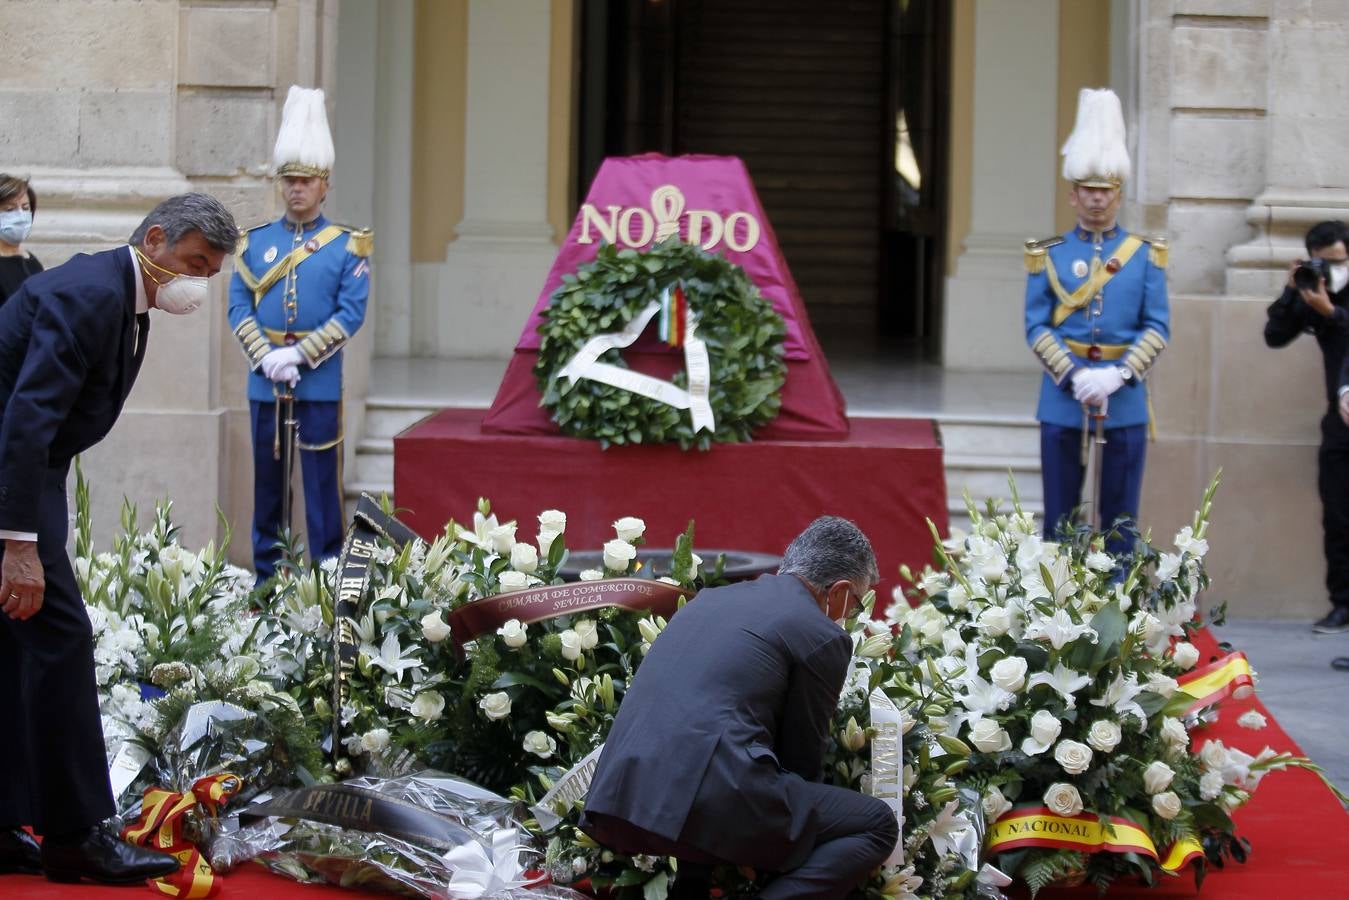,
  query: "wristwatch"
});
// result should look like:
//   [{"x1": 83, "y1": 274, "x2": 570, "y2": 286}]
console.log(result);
[{"x1": 1117, "y1": 366, "x2": 1134, "y2": 384}]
